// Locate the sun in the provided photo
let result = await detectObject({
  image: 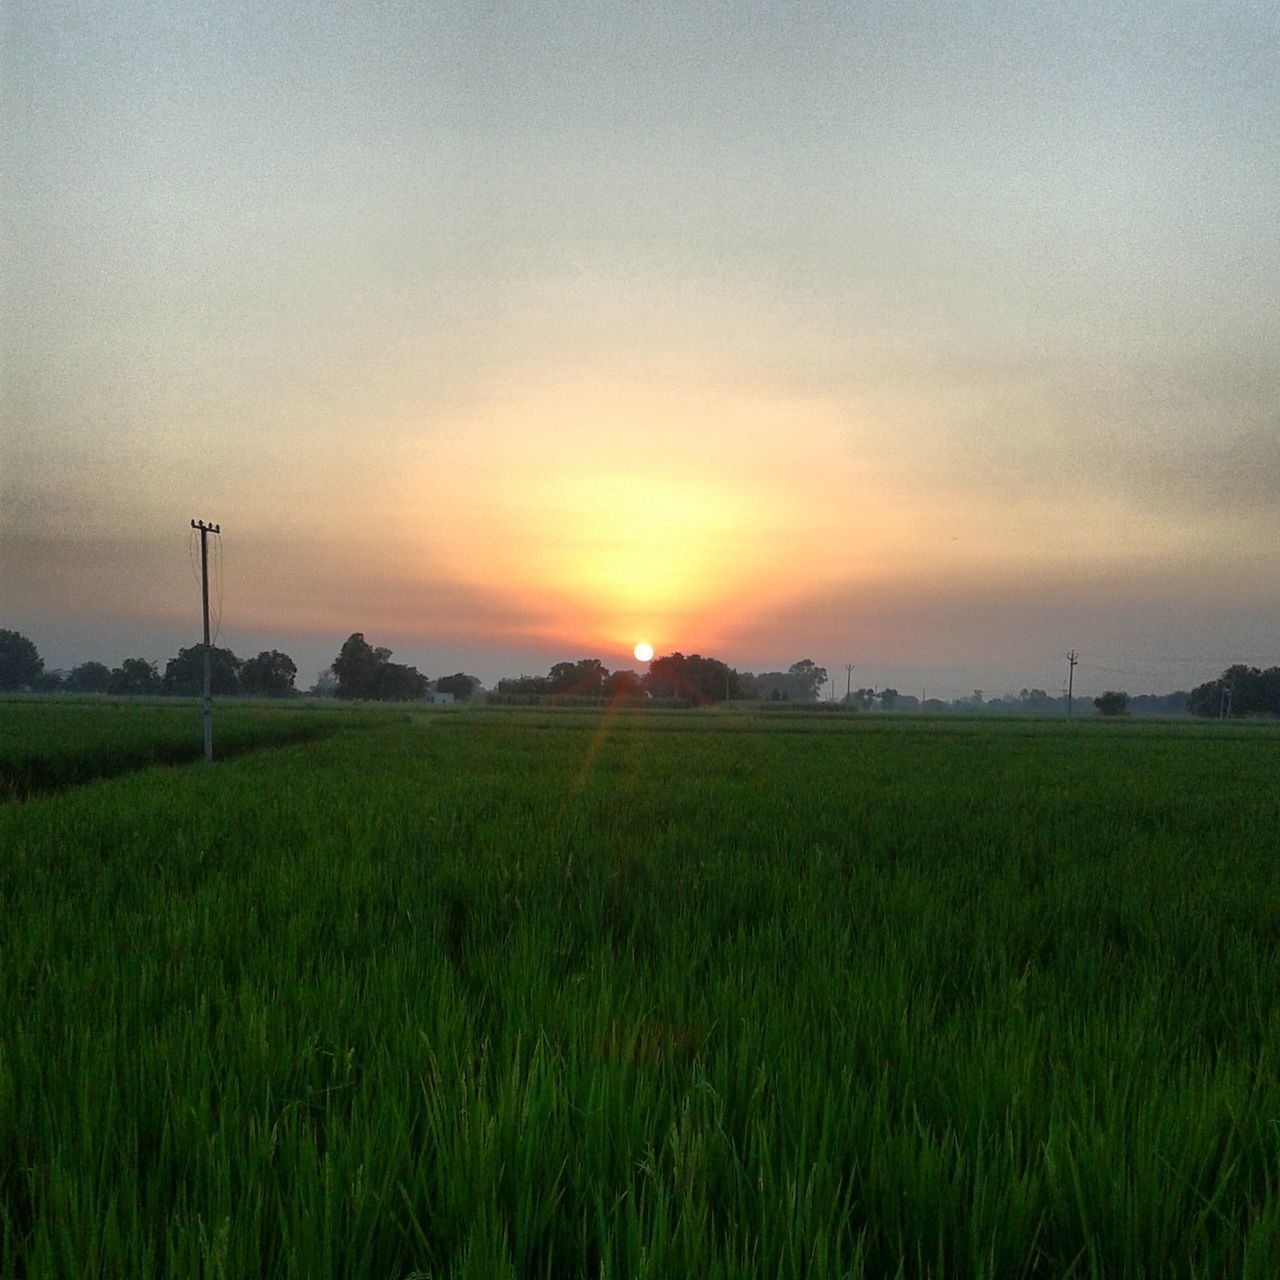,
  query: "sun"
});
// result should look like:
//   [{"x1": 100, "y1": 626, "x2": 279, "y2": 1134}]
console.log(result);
[{"x1": 633, "y1": 641, "x2": 654, "y2": 663}]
